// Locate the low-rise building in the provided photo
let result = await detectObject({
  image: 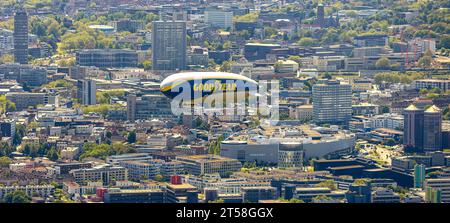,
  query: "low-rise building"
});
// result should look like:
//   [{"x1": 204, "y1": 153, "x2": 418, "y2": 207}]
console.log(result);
[
  {"x1": 176, "y1": 155, "x2": 242, "y2": 177},
  {"x1": 293, "y1": 187, "x2": 346, "y2": 203},
  {"x1": 414, "y1": 79, "x2": 450, "y2": 92},
  {"x1": 6, "y1": 92, "x2": 56, "y2": 110},
  {"x1": 295, "y1": 104, "x2": 313, "y2": 121},
  {"x1": 275, "y1": 60, "x2": 299, "y2": 73},
  {"x1": 242, "y1": 186, "x2": 277, "y2": 203},
  {"x1": 119, "y1": 160, "x2": 159, "y2": 181},
  {"x1": 371, "y1": 188, "x2": 400, "y2": 203},
  {"x1": 0, "y1": 185, "x2": 55, "y2": 200},
  {"x1": 70, "y1": 164, "x2": 128, "y2": 186},
  {"x1": 60, "y1": 147, "x2": 80, "y2": 160},
  {"x1": 424, "y1": 178, "x2": 450, "y2": 203},
  {"x1": 104, "y1": 188, "x2": 166, "y2": 203}
]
